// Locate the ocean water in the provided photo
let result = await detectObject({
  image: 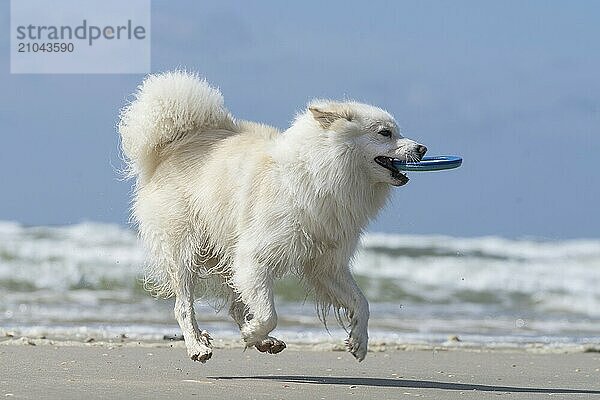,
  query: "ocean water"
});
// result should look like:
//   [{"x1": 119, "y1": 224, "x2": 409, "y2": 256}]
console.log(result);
[{"x1": 1, "y1": 221, "x2": 599, "y2": 347}]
